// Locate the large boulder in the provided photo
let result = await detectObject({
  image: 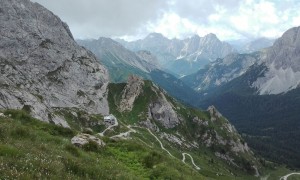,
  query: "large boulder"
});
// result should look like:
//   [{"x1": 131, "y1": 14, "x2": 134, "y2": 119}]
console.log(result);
[{"x1": 71, "y1": 133, "x2": 105, "y2": 147}]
